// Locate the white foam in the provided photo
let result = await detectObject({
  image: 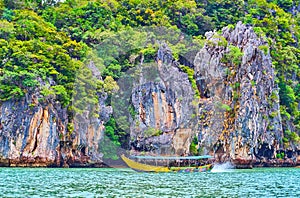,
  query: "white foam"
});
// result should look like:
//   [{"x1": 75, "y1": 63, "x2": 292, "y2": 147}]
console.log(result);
[{"x1": 211, "y1": 162, "x2": 235, "y2": 172}]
